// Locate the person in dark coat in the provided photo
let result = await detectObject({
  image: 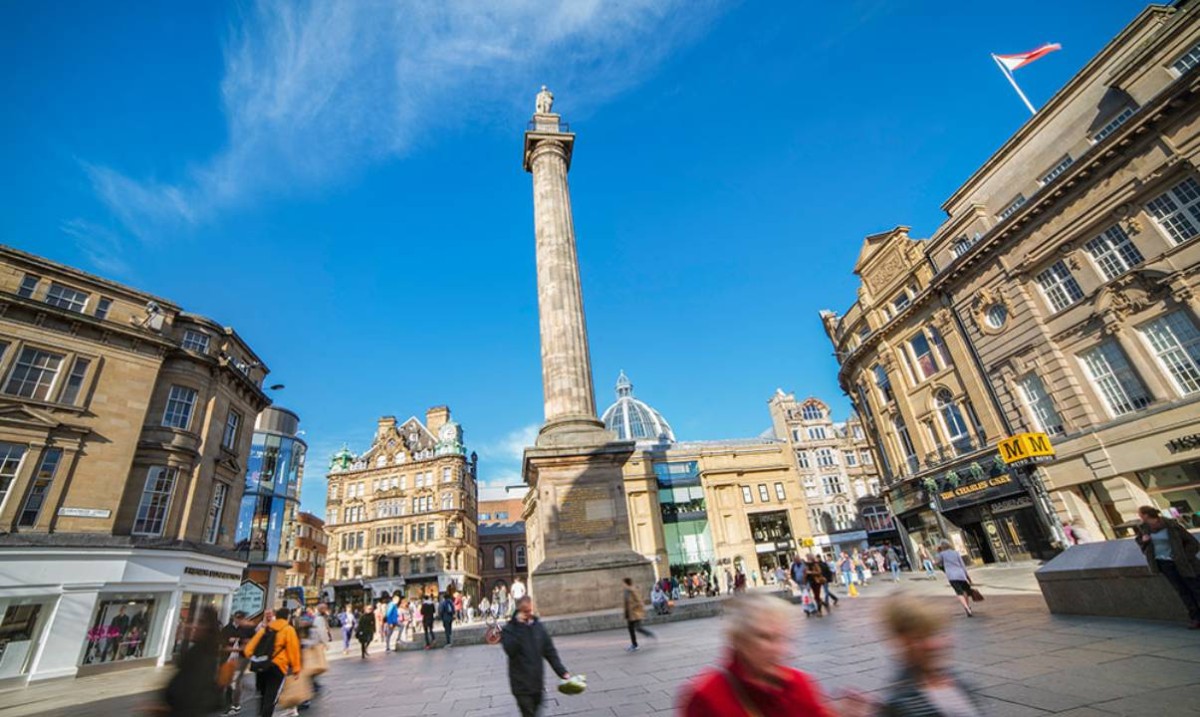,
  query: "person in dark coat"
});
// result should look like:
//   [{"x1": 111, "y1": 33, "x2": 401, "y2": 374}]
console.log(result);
[
  {"x1": 501, "y1": 596, "x2": 571, "y2": 717},
  {"x1": 1135, "y1": 505, "x2": 1200, "y2": 629},
  {"x1": 355, "y1": 604, "x2": 376, "y2": 657},
  {"x1": 163, "y1": 607, "x2": 222, "y2": 716}
]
